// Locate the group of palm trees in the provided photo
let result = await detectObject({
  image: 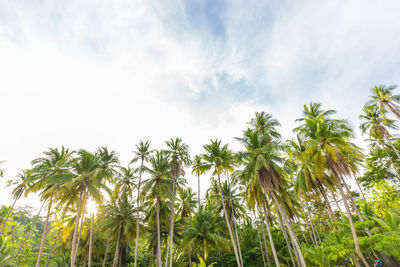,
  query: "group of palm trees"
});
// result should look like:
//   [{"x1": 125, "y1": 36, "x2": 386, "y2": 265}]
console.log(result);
[{"x1": 1, "y1": 84, "x2": 400, "y2": 266}]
